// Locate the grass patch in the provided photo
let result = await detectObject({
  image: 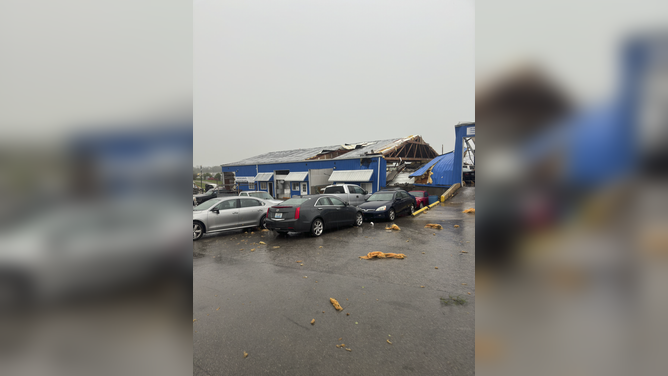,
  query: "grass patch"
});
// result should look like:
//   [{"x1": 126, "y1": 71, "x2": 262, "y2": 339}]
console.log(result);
[{"x1": 440, "y1": 295, "x2": 467, "y2": 306}]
